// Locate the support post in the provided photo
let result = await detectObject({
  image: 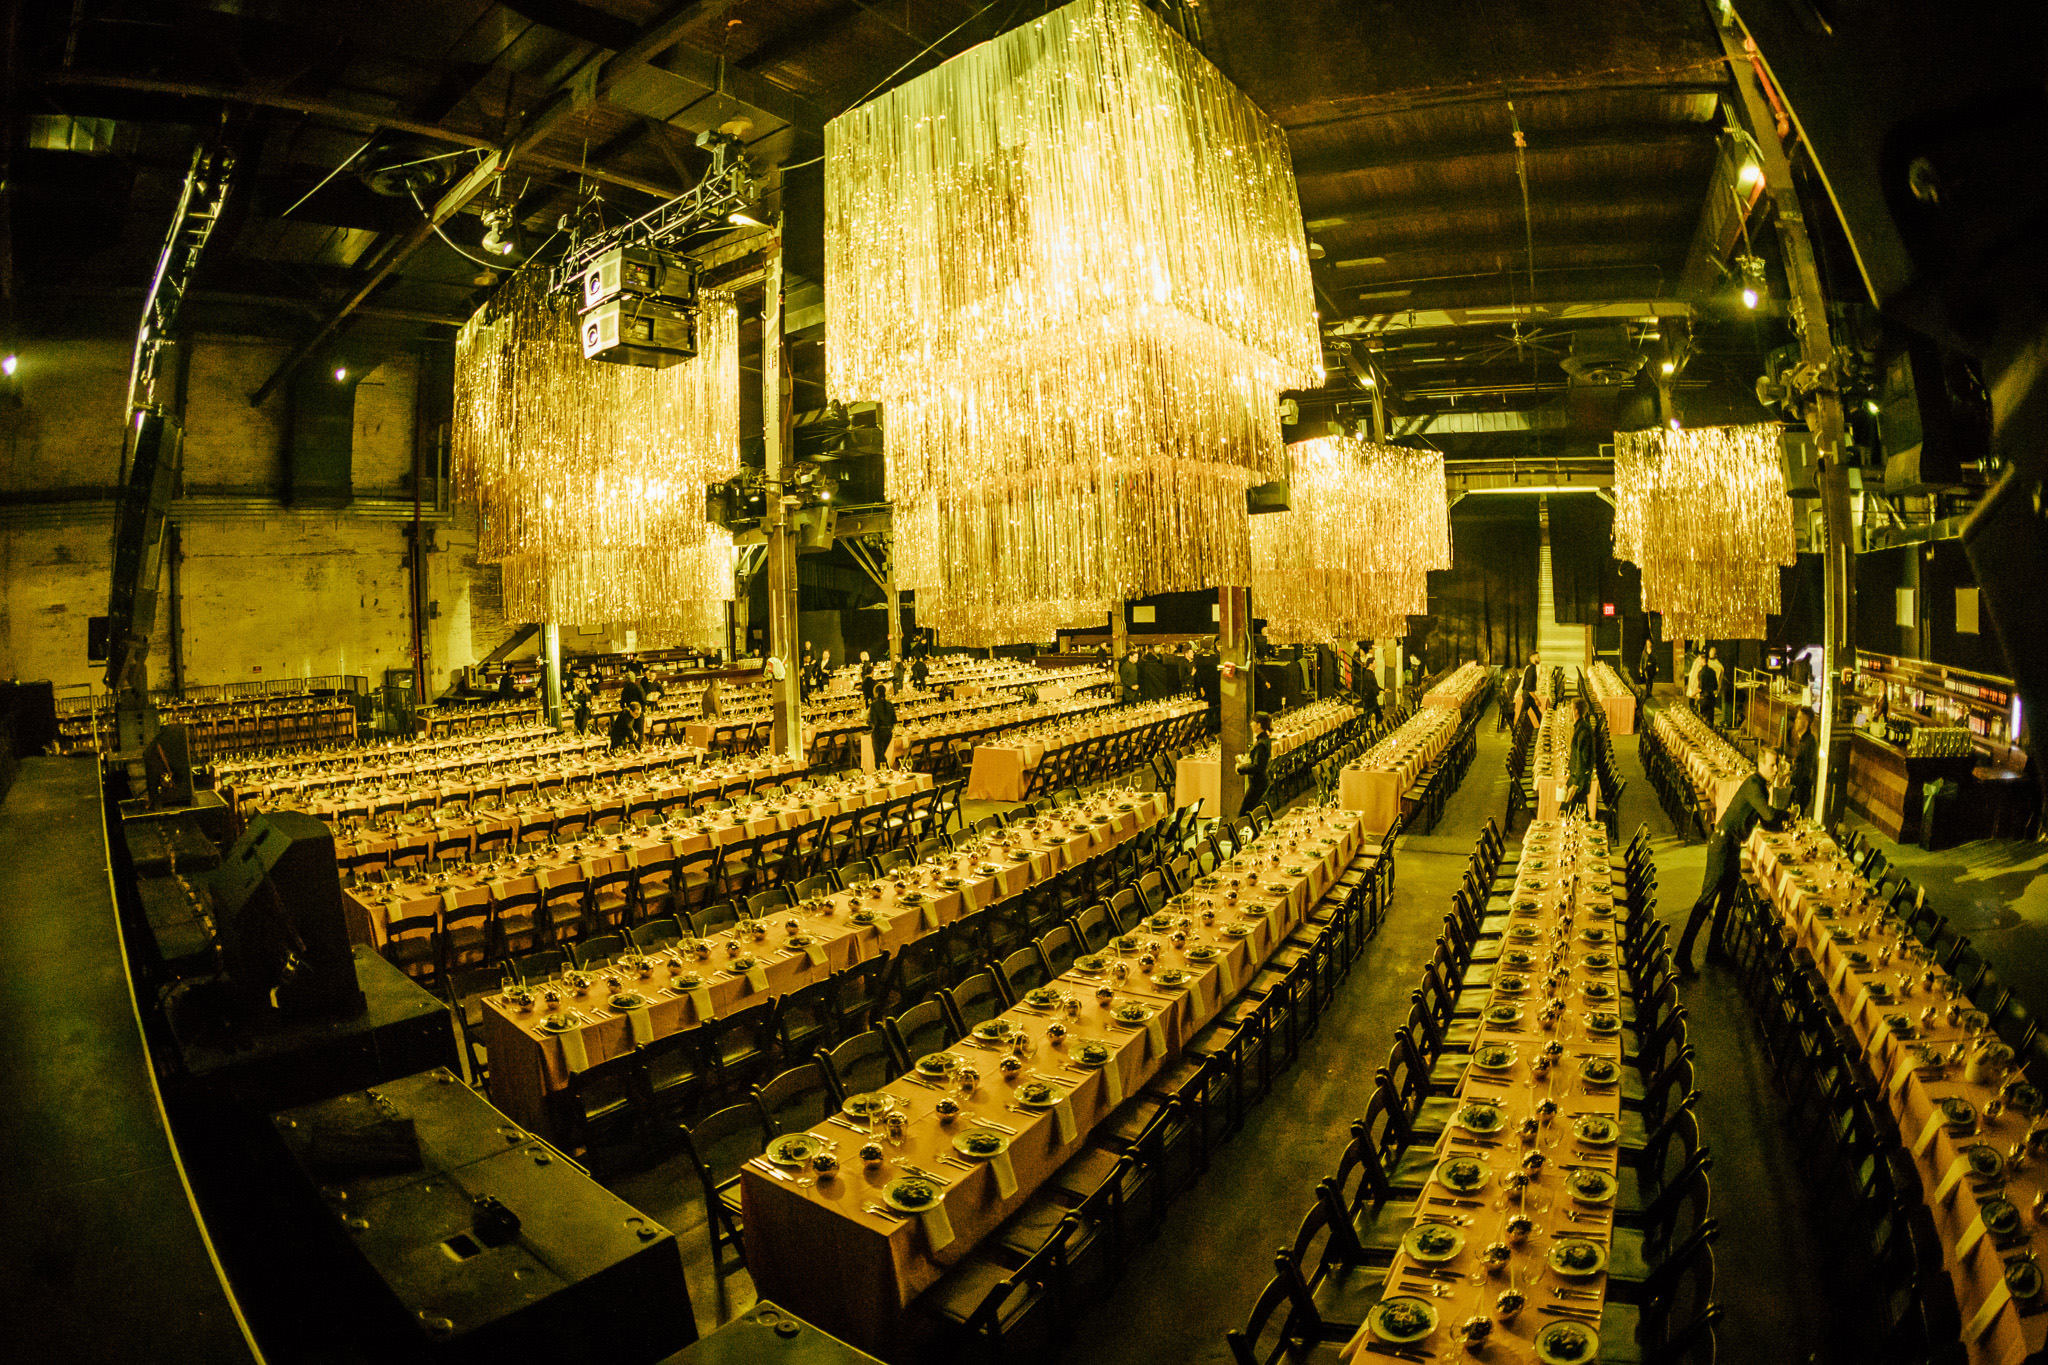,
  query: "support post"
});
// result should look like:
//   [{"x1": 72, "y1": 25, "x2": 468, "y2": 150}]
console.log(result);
[
  {"x1": 761, "y1": 223, "x2": 803, "y2": 761},
  {"x1": 1218, "y1": 587, "x2": 1253, "y2": 819},
  {"x1": 1111, "y1": 602, "x2": 1127, "y2": 673},
  {"x1": 885, "y1": 546, "x2": 902, "y2": 666},
  {"x1": 1720, "y1": 21, "x2": 1853, "y2": 821},
  {"x1": 541, "y1": 623, "x2": 562, "y2": 728}
]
